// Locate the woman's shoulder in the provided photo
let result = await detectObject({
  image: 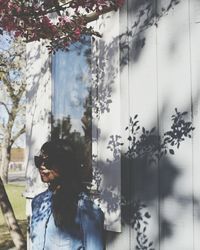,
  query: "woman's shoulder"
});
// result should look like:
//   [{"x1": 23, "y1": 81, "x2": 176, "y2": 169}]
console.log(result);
[{"x1": 32, "y1": 189, "x2": 52, "y2": 210}]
